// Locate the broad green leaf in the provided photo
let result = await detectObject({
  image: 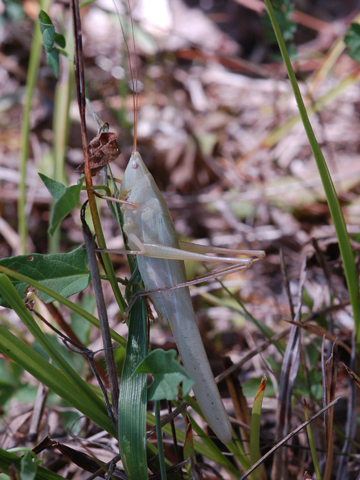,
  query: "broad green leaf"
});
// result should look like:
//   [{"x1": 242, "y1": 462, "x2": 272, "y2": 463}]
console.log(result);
[
  {"x1": 38, "y1": 10, "x2": 66, "y2": 77},
  {"x1": 147, "y1": 373, "x2": 183, "y2": 401},
  {"x1": 20, "y1": 451, "x2": 42, "y2": 480},
  {"x1": 39, "y1": 174, "x2": 83, "y2": 235},
  {"x1": 42, "y1": 26, "x2": 55, "y2": 52},
  {"x1": 38, "y1": 11, "x2": 55, "y2": 54},
  {"x1": 134, "y1": 349, "x2": 194, "y2": 400},
  {"x1": 46, "y1": 48, "x2": 60, "y2": 78},
  {"x1": 38, "y1": 10, "x2": 52, "y2": 34},
  {"x1": 54, "y1": 32, "x2": 66, "y2": 48},
  {"x1": 345, "y1": 24, "x2": 360, "y2": 63},
  {"x1": 0, "y1": 245, "x2": 90, "y2": 307},
  {"x1": 39, "y1": 173, "x2": 66, "y2": 200}
]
